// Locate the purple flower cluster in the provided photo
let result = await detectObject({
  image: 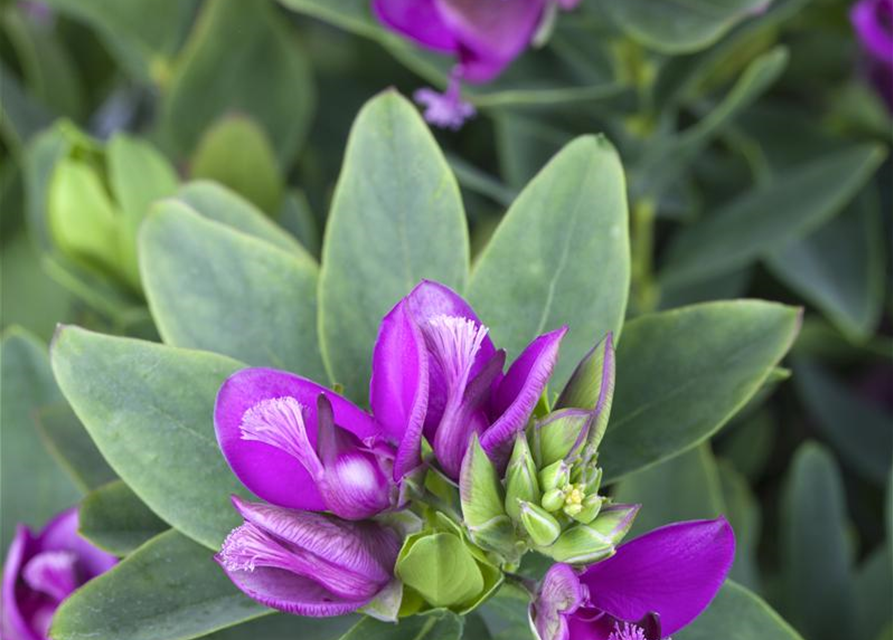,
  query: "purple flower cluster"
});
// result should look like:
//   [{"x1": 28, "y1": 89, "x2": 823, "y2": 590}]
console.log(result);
[{"x1": 851, "y1": 0, "x2": 893, "y2": 110}]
